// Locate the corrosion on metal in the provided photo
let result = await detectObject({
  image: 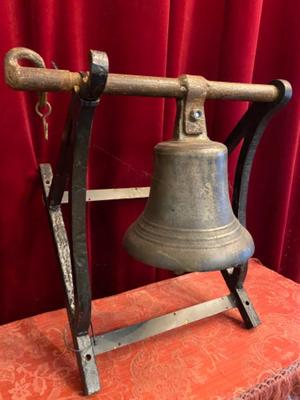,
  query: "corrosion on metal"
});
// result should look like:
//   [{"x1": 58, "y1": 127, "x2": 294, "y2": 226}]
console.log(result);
[
  {"x1": 177, "y1": 75, "x2": 208, "y2": 136},
  {"x1": 5, "y1": 47, "x2": 279, "y2": 102},
  {"x1": 40, "y1": 163, "x2": 75, "y2": 313}
]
